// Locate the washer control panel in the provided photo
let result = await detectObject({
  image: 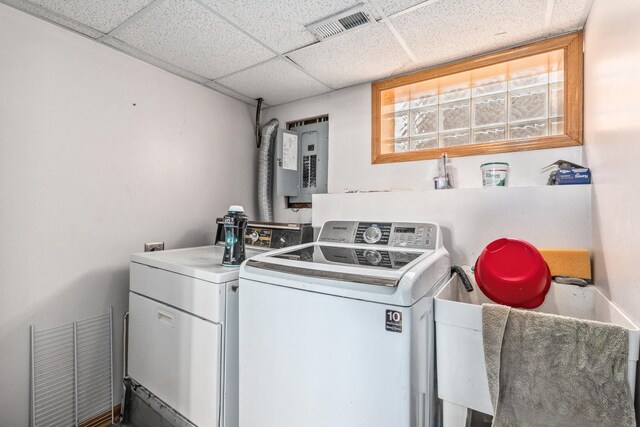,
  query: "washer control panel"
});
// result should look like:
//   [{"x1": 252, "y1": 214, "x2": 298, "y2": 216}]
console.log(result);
[
  {"x1": 319, "y1": 221, "x2": 437, "y2": 250},
  {"x1": 355, "y1": 222, "x2": 391, "y2": 245},
  {"x1": 389, "y1": 224, "x2": 434, "y2": 249}
]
